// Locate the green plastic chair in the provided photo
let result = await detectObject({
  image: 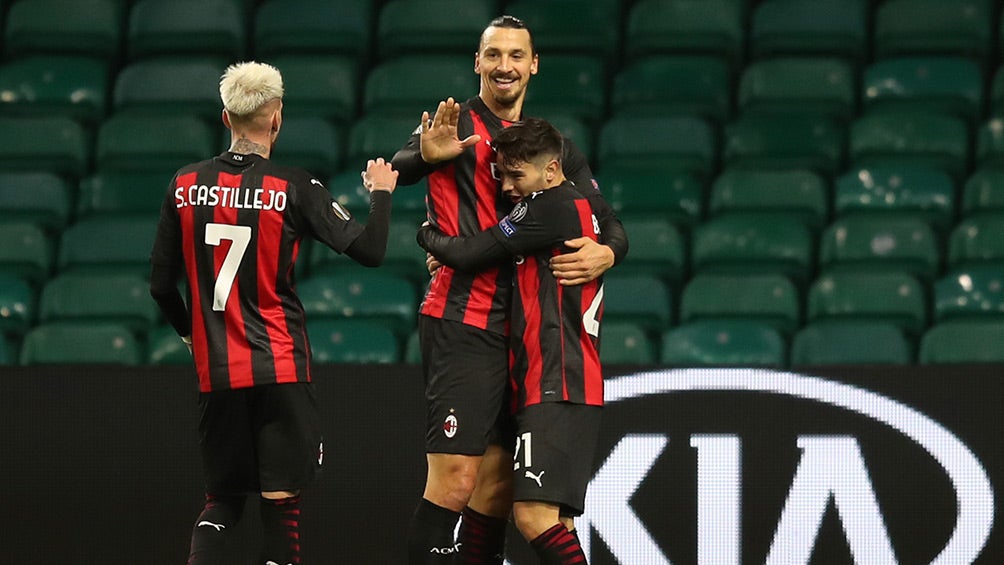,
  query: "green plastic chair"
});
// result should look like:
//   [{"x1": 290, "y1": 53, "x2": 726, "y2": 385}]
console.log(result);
[
  {"x1": 147, "y1": 325, "x2": 194, "y2": 365},
  {"x1": 614, "y1": 217, "x2": 687, "y2": 283},
  {"x1": 57, "y1": 215, "x2": 159, "y2": 277},
  {"x1": 989, "y1": 66, "x2": 1004, "y2": 117},
  {"x1": 0, "y1": 274, "x2": 36, "y2": 338},
  {"x1": 819, "y1": 215, "x2": 941, "y2": 281},
  {"x1": 790, "y1": 321, "x2": 913, "y2": 365},
  {"x1": 849, "y1": 112, "x2": 970, "y2": 182},
  {"x1": 611, "y1": 56, "x2": 731, "y2": 124},
  {"x1": 77, "y1": 171, "x2": 173, "y2": 219},
  {"x1": 962, "y1": 169, "x2": 1004, "y2": 216},
  {"x1": 20, "y1": 321, "x2": 143, "y2": 365},
  {"x1": 691, "y1": 214, "x2": 815, "y2": 285},
  {"x1": 112, "y1": 58, "x2": 224, "y2": 121},
  {"x1": 0, "y1": 172, "x2": 72, "y2": 231},
  {"x1": 599, "y1": 166, "x2": 703, "y2": 228},
  {"x1": 127, "y1": 0, "x2": 246, "y2": 60},
  {"x1": 709, "y1": 168, "x2": 829, "y2": 231},
  {"x1": 834, "y1": 166, "x2": 957, "y2": 233},
  {"x1": 750, "y1": 0, "x2": 868, "y2": 62},
  {"x1": 975, "y1": 117, "x2": 1004, "y2": 170},
  {"x1": 253, "y1": 0, "x2": 373, "y2": 59},
  {"x1": 506, "y1": 1, "x2": 619, "y2": 61},
  {"x1": 39, "y1": 272, "x2": 160, "y2": 333},
  {"x1": 297, "y1": 271, "x2": 418, "y2": 336},
  {"x1": 738, "y1": 57, "x2": 857, "y2": 121},
  {"x1": 306, "y1": 318, "x2": 400, "y2": 364},
  {"x1": 862, "y1": 57, "x2": 984, "y2": 124},
  {"x1": 376, "y1": 0, "x2": 493, "y2": 60},
  {"x1": 661, "y1": 320, "x2": 788, "y2": 368},
  {"x1": 309, "y1": 219, "x2": 428, "y2": 285},
  {"x1": 266, "y1": 56, "x2": 359, "y2": 124},
  {"x1": 0, "y1": 222, "x2": 53, "y2": 286},
  {"x1": 723, "y1": 113, "x2": 845, "y2": 176},
  {"x1": 364, "y1": 56, "x2": 475, "y2": 118},
  {"x1": 600, "y1": 322, "x2": 657, "y2": 365},
  {"x1": 346, "y1": 115, "x2": 420, "y2": 174},
  {"x1": 680, "y1": 273, "x2": 802, "y2": 335},
  {"x1": 598, "y1": 115, "x2": 718, "y2": 180},
  {"x1": 324, "y1": 169, "x2": 377, "y2": 222},
  {"x1": 874, "y1": 0, "x2": 993, "y2": 61},
  {"x1": 0, "y1": 116, "x2": 89, "y2": 177},
  {"x1": 269, "y1": 116, "x2": 342, "y2": 178},
  {"x1": 602, "y1": 274, "x2": 674, "y2": 332},
  {"x1": 523, "y1": 55, "x2": 607, "y2": 126},
  {"x1": 919, "y1": 320, "x2": 1004, "y2": 363},
  {"x1": 3, "y1": 0, "x2": 123, "y2": 59},
  {"x1": 807, "y1": 271, "x2": 928, "y2": 336},
  {"x1": 0, "y1": 55, "x2": 109, "y2": 123},
  {"x1": 933, "y1": 265, "x2": 1004, "y2": 322},
  {"x1": 624, "y1": 0, "x2": 745, "y2": 68},
  {"x1": 403, "y1": 329, "x2": 421, "y2": 364},
  {"x1": 948, "y1": 213, "x2": 1004, "y2": 269},
  {"x1": 96, "y1": 114, "x2": 218, "y2": 174}
]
